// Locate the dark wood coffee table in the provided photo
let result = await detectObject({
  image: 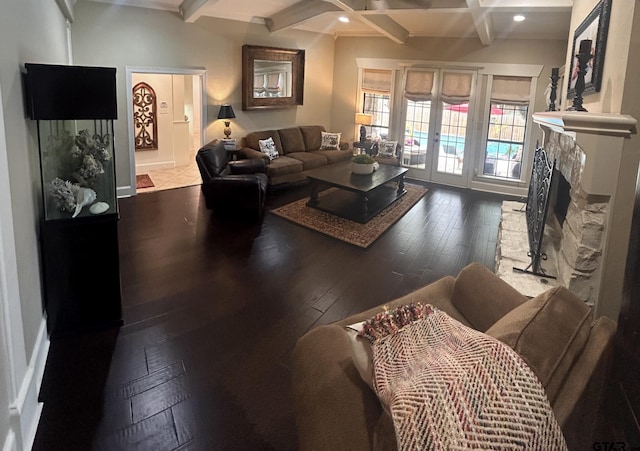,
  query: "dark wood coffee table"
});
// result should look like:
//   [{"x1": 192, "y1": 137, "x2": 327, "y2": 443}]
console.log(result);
[{"x1": 306, "y1": 162, "x2": 408, "y2": 223}]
